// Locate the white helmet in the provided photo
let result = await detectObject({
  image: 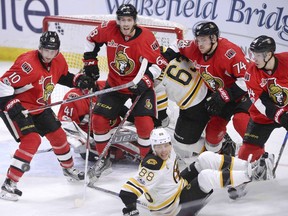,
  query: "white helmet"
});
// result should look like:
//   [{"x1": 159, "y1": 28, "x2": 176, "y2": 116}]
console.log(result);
[{"x1": 150, "y1": 128, "x2": 171, "y2": 150}]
